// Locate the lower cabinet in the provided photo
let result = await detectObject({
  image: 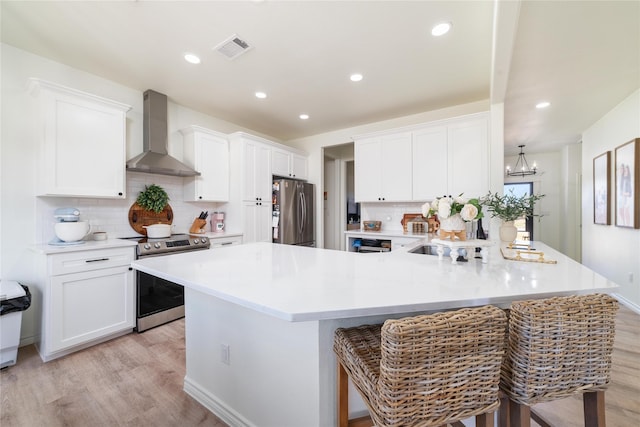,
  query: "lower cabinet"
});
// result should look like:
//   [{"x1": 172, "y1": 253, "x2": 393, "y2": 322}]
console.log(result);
[
  {"x1": 208, "y1": 234, "x2": 243, "y2": 248},
  {"x1": 243, "y1": 202, "x2": 272, "y2": 243},
  {"x1": 36, "y1": 246, "x2": 135, "y2": 361}
]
